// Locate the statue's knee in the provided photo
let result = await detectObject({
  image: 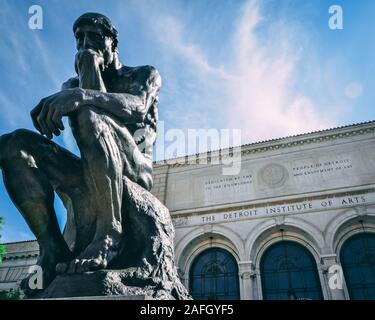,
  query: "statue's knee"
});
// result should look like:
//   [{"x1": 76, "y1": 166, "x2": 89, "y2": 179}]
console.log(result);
[
  {"x1": 10, "y1": 128, "x2": 34, "y2": 141},
  {"x1": 0, "y1": 129, "x2": 33, "y2": 164},
  {"x1": 3, "y1": 129, "x2": 35, "y2": 150}
]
